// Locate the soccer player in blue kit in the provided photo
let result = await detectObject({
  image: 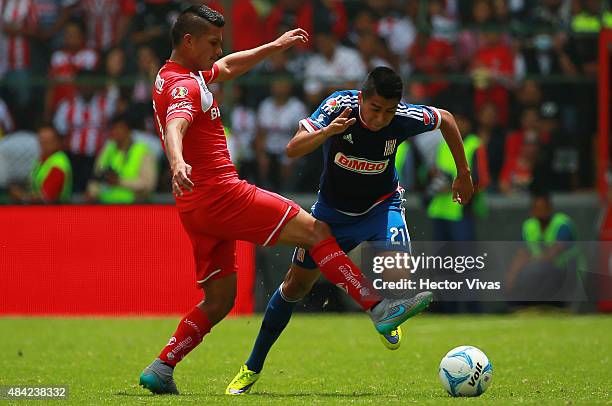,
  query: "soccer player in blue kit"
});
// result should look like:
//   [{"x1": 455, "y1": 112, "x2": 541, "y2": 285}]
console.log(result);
[{"x1": 226, "y1": 67, "x2": 474, "y2": 395}]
